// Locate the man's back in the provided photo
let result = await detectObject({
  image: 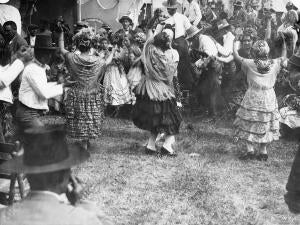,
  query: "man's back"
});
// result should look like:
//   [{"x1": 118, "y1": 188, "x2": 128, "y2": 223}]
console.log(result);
[{"x1": 0, "y1": 192, "x2": 112, "y2": 225}]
